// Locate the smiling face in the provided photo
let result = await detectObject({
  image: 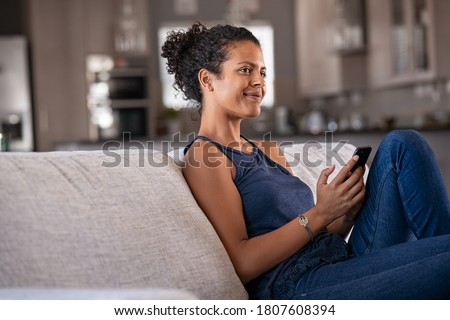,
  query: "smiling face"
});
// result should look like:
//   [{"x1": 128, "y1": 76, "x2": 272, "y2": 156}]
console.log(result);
[{"x1": 207, "y1": 40, "x2": 267, "y2": 119}]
